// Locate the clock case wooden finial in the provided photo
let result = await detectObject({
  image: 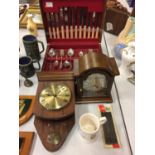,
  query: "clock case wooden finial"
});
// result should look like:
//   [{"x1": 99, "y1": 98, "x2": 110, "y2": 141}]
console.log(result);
[{"x1": 74, "y1": 51, "x2": 119, "y2": 103}]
